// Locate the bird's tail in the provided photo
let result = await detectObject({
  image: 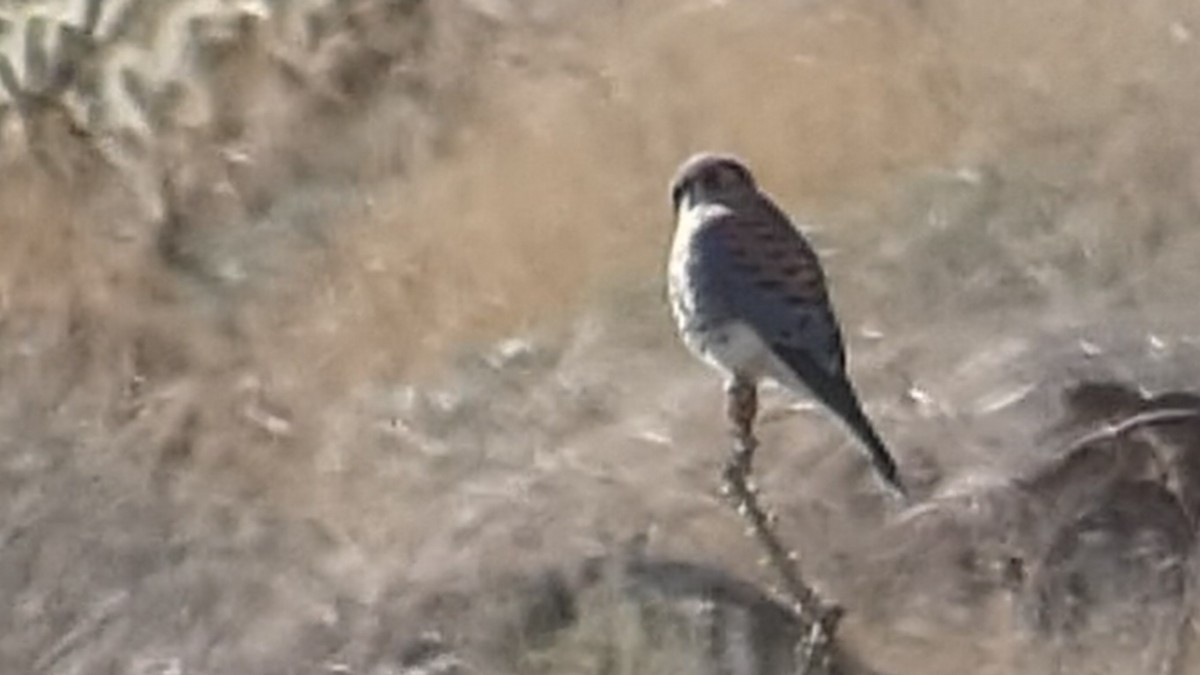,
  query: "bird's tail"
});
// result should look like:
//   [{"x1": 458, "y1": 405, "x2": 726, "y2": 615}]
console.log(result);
[
  {"x1": 774, "y1": 346, "x2": 907, "y2": 499},
  {"x1": 833, "y1": 391, "x2": 908, "y2": 501}
]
